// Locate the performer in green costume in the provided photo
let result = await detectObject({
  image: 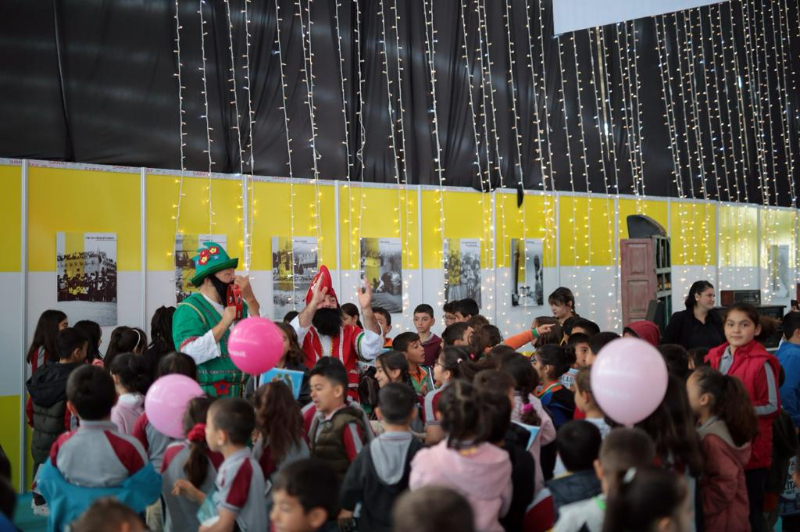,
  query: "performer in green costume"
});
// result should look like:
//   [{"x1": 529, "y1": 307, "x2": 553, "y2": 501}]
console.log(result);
[{"x1": 172, "y1": 242, "x2": 261, "y2": 397}]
